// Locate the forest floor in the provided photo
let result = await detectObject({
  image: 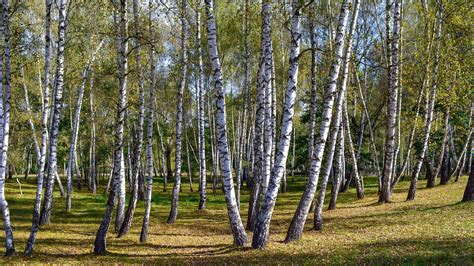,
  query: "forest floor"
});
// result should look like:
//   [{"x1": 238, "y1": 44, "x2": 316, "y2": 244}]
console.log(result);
[{"x1": 1, "y1": 174, "x2": 473, "y2": 264}]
